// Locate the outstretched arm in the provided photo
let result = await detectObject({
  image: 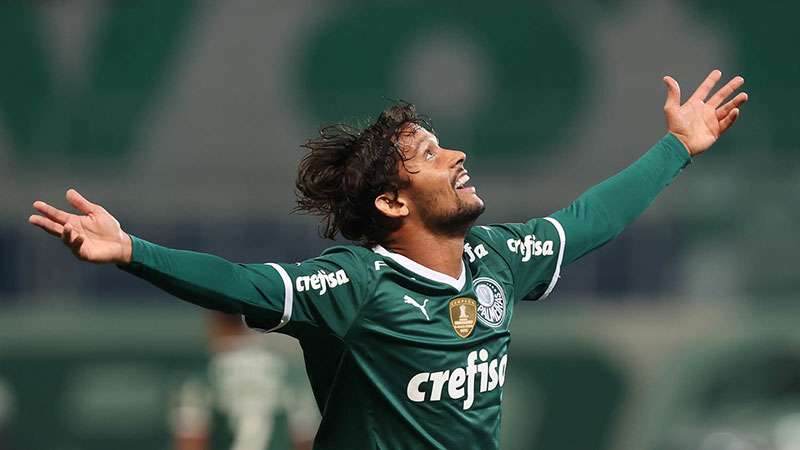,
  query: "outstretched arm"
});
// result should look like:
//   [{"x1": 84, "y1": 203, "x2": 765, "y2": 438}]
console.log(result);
[
  {"x1": 551, "y1": 70, "x2": 748, "y2": 265},
  {"x1": 29, "y1": 192, "x2": 368, "y2": 336},
  {"x1": 28, "y1": 190, "x2": 274, "y2": 315}
]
